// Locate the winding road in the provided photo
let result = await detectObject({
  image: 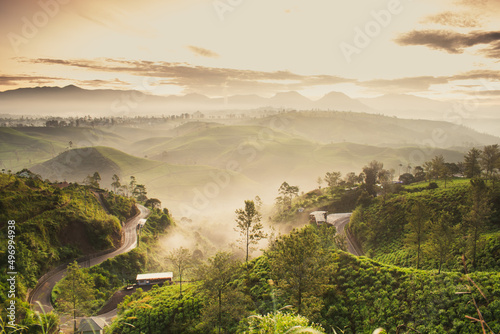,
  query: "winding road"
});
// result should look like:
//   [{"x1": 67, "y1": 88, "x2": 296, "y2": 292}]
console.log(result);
[
  {"x1": 30, "y1": 204, "x2": 150, "y2": 317},
  {"x1": 327, "y1": 213, "x2": 363, "y2": 256}
]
